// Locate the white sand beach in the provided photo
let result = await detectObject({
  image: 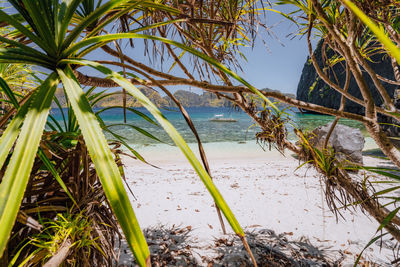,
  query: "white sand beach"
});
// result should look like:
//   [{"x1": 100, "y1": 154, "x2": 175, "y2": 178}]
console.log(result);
[{"x1": 121, "y1": 141, "x2": 396, "y2": 266}]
